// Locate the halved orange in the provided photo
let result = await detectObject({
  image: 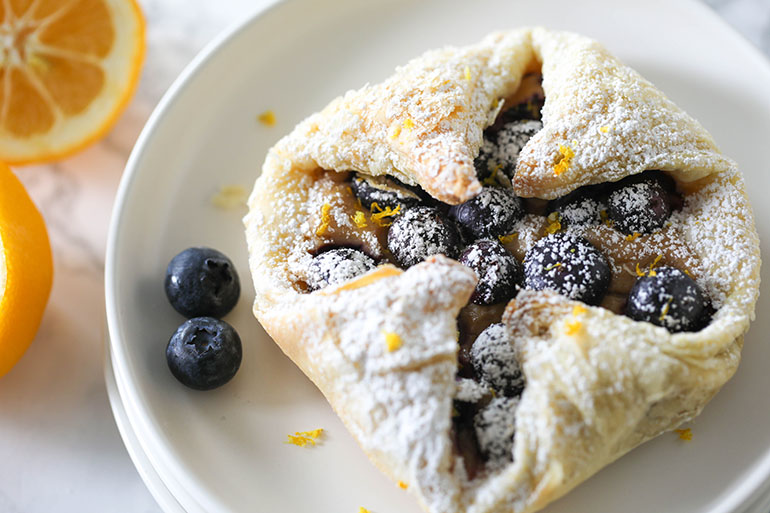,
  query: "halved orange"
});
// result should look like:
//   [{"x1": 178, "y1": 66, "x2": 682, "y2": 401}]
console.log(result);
[
  {"x1": 0, "y1": 161, "x2": 53, "y2": 377},
  {"x1": 0, "y1": 0, "x2": 146, "y2": 165}
]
